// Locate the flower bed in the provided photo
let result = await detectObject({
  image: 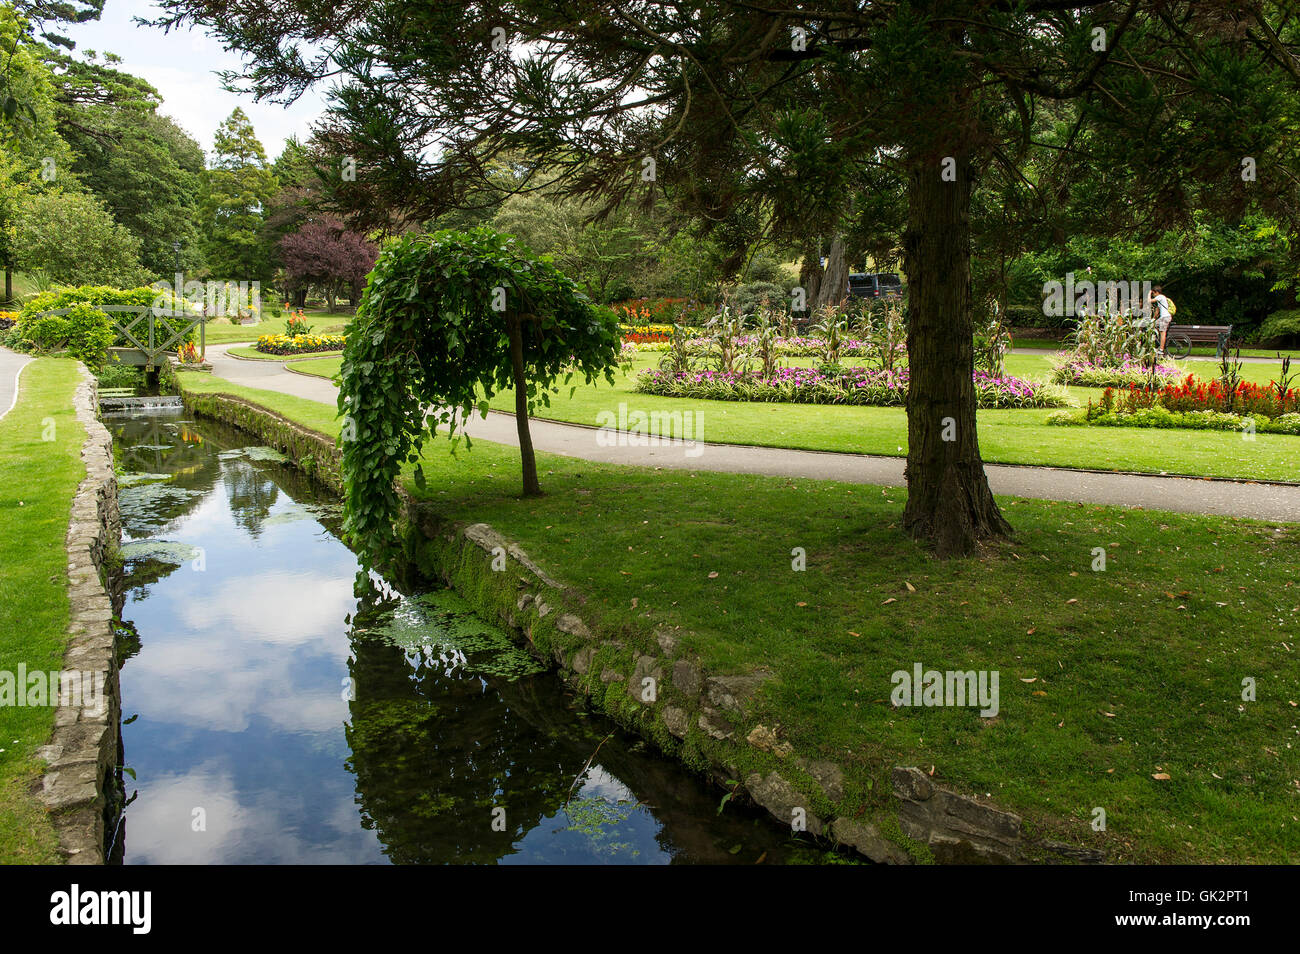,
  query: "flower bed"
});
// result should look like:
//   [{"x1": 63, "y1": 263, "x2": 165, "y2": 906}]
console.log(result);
[
  {"x1": 634, "y1": 366, "x2": 1069, "y2": 409},
  {"x1": 1048, "y1": 406, "x2": 1300, "y2": 435},
  {"x1": 619, "y1": 323, "x2": 676, "y2": 344},
  {"x1": 0, "y1": 311, "x2": 16, "y2": 332},
  {"x1": 627, "y1": 333, "x2": 878, "y2": 357},
  {"x1": 255, "y1": 333, "x2": 347, "y2": 355},
  {"x1": 1050, "y1": 356, "x2": 1180, "y2": 388},
  {"x1": 1090, "y1": 375, "x2": 1299, "y2": 419}
]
